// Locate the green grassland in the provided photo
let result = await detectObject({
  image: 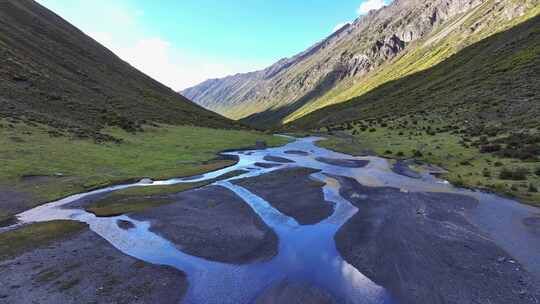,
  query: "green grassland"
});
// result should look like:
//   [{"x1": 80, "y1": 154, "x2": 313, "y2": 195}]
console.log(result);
[{"x1": 0, "y1": 121, "x2": 289, "y2": 221}]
